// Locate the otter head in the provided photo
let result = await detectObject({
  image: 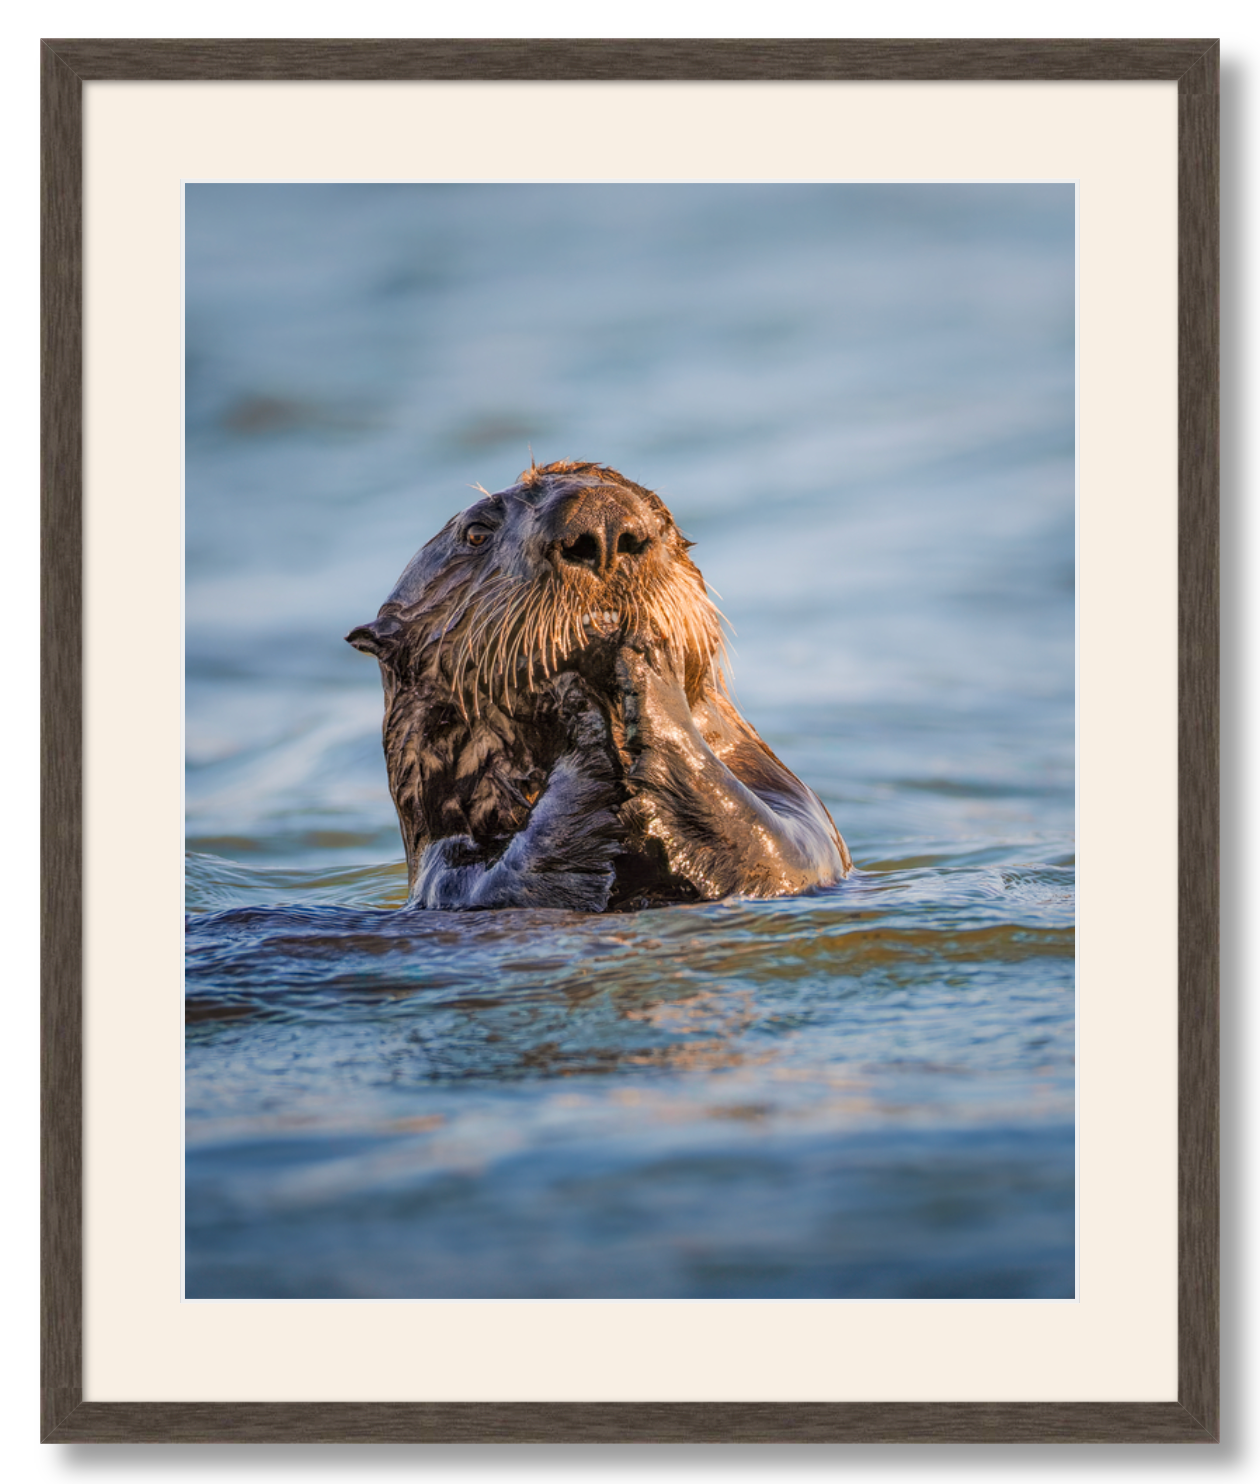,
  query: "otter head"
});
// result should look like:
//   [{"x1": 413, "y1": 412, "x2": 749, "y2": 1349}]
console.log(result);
[{"x1": 346, "y1": 460, "x2": 724, "y2": 716}]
